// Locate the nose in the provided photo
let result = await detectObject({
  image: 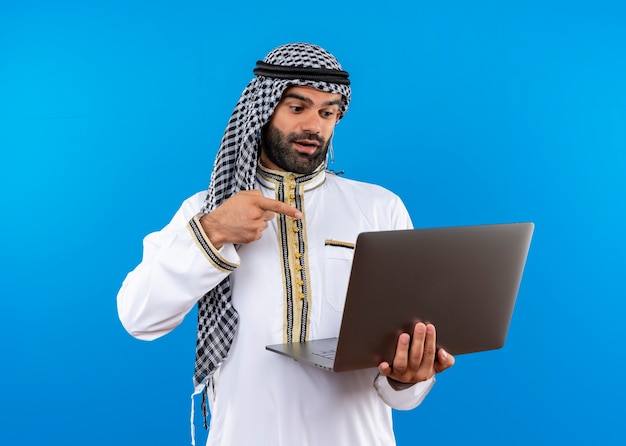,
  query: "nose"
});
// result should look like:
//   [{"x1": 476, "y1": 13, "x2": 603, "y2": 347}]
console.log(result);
[{"x1": 300, "y1": 110, "x2": 322, "y2": 134}]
